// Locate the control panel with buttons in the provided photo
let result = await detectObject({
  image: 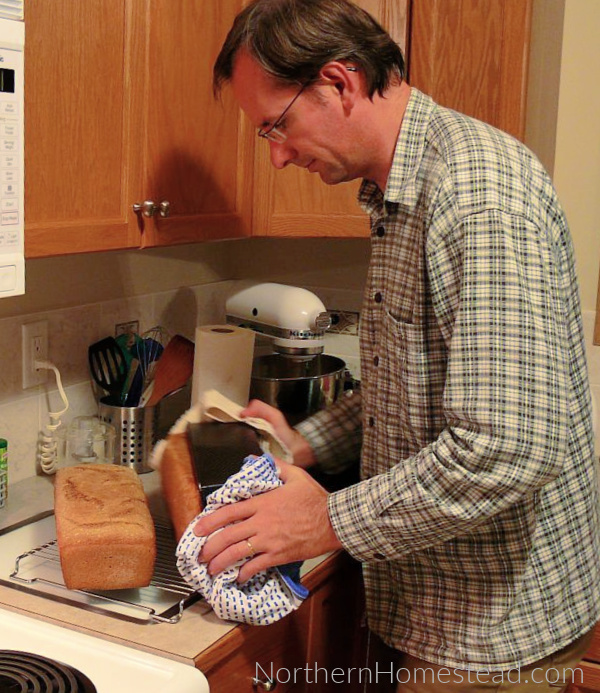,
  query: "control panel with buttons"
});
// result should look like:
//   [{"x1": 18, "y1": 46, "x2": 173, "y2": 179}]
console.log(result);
[{"x1": 0, "y1": 17, "x2": 24, "y2": 298}]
